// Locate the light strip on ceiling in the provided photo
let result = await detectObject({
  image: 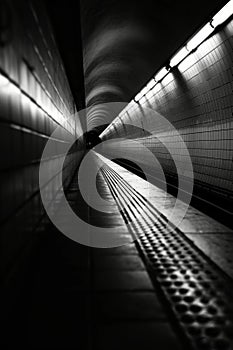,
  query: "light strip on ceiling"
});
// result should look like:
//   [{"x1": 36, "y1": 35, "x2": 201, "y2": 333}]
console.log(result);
[
  {"x1": 100, "y1": 0, "x2": 233, "y2": 138},
  {"x1": 170, "y1": 46, "x2": 189, "y2": 67},
  {"x1": 212, "y1": 0, "x2": 233, "y2": 27},
  {"x1": 186, "y1": 23, "x2": 214, "y2": 51}
]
